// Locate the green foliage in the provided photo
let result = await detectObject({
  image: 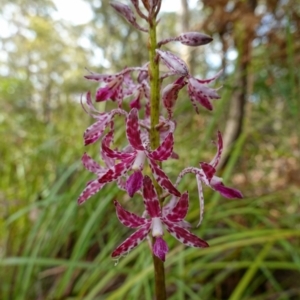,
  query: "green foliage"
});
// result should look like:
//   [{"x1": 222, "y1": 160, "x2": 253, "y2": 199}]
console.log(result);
[{"x1": 1, "y1": 0, "x2": 300, "y2": 299}]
